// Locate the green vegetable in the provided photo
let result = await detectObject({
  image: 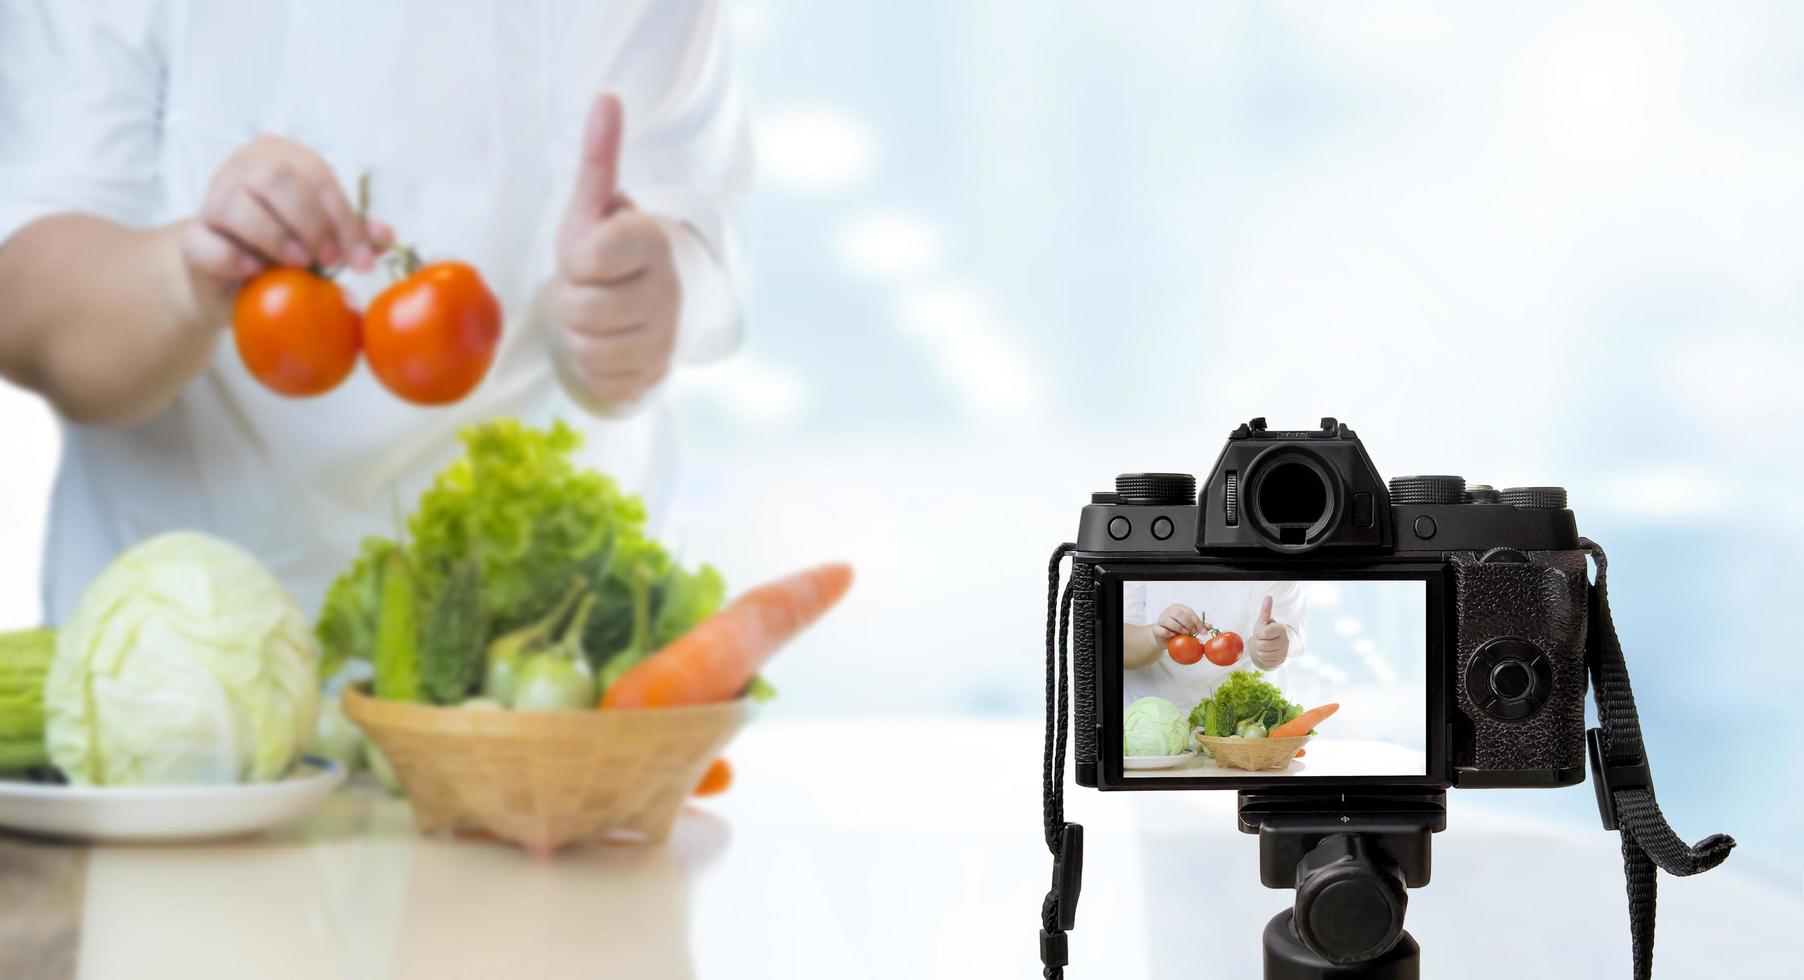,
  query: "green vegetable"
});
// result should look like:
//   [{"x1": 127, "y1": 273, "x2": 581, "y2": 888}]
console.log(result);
[
  {"x1": 316, "y1": 539, "x2": 395, "y2": 681},
  {"x1": 0, "y1": 629, "x2": 56, "y2": 771},
  {"x1": 595, "y1": 566, "x2": 652, "y2": 691},
  {"x1": 482, "y1": 578, "x2": 586, "y2": 704},
  {"x1": 1190, "y1": 670, "x2": 1302, "y2": 739},
  {"x1": 1235, "y1": 718, "x2": 1268, "y2": 739},
  {"x1": 1123, "y1": 696, "x2": 1190, "y2": 756},
  {"x1": 510, "y1": 592, "x2": 599, "y2": 711},
  {"x1": 419, "y1": 560, "x2": 484, "y2": 705},
  {"x1": 46, "y1": 532, "x2": 319, "y2": 785},
  {"x1": 374, "y1": 551, "x2": 422, "y2": 703},
  {"x1": 316, "y1": 420, "x2": 726, "y2": 701}
]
